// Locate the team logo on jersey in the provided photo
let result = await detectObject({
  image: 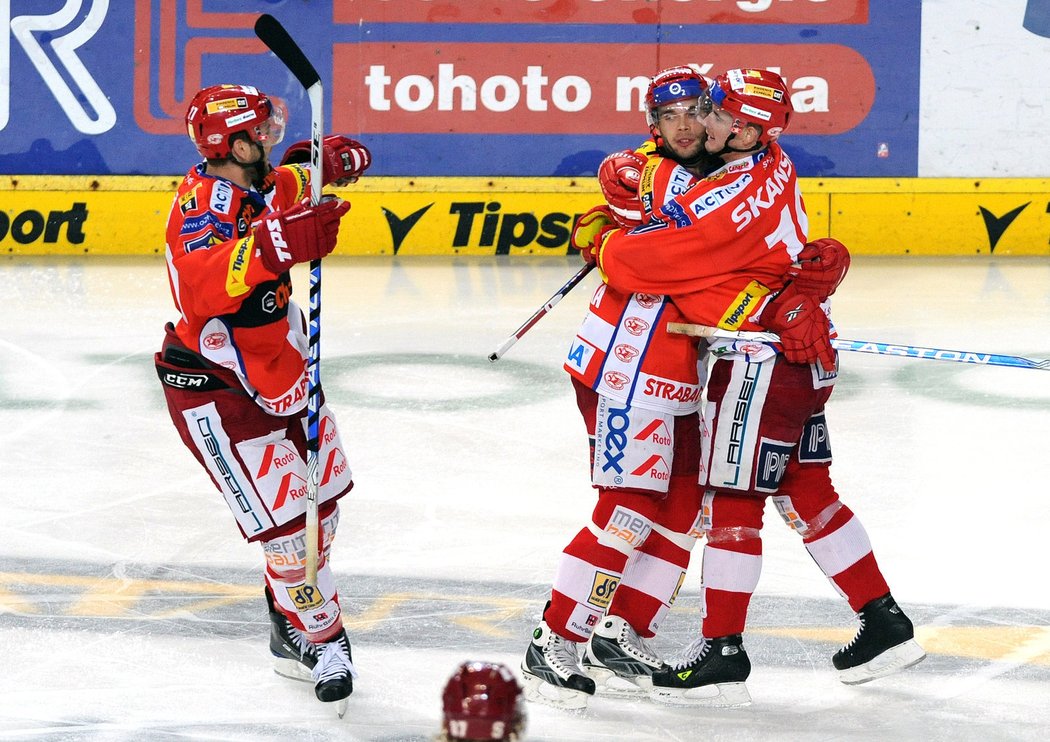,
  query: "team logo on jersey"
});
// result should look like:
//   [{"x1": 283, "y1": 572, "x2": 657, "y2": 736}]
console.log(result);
[
  {"x1": 178, "y1": 185, "x2": 200, "y2": 214},
  {"x1": 202, "y1": 332, "x2": 227, "y2": 350},
  {"x1": 613, "y1": 343, "x2": 640, "y2": 362},
  {"x1": 623, "y1": 316, "x2": 649, "y2": 335},
  {"x1": 603, "y1": 371, "x2": 630, "y2": 391},
  {"x1": 634, "y1": 293, "x2": 661, "y2": 309}
]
